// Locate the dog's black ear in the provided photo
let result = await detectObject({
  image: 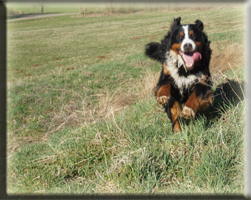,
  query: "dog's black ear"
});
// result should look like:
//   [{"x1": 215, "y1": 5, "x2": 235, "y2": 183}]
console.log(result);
[
  {"x1": 195, "y1": 19, "x2": 204, "y2": 31},
  {"x1": 145, "y1": 42, "x2": 164, "y2": 63},
  {"x1": 170, "y1": 17, "x2": 181, "y2": 30},
  {"x1": 174, "y1": 17, "x2": 181, "y2": 26}
]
